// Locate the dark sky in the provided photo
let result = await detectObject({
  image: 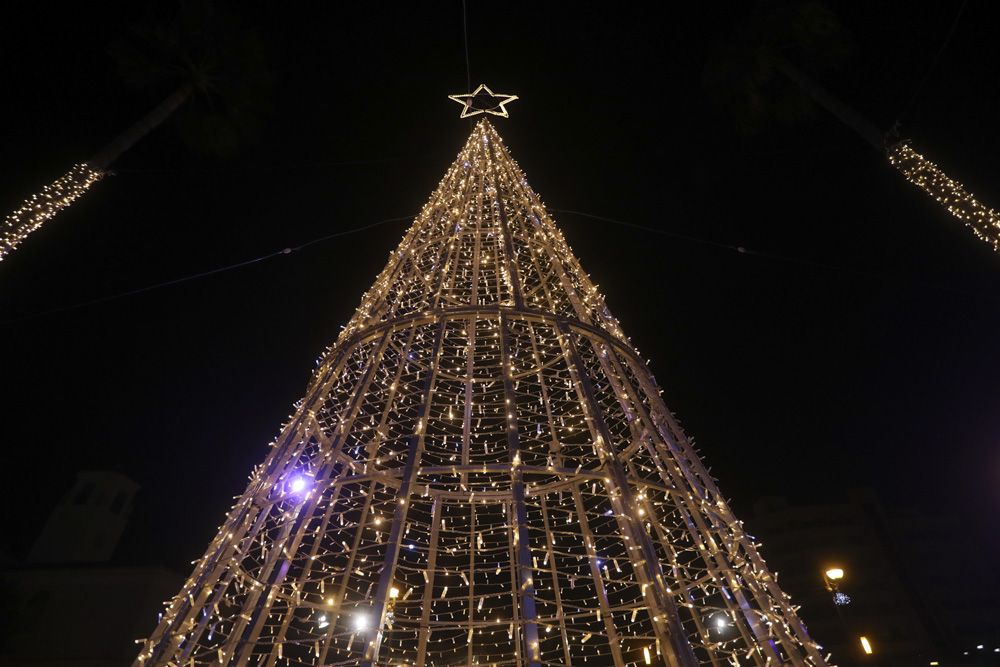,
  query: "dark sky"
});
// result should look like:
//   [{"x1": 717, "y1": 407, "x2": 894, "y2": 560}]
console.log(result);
[{"x1": 1, "y1": 2, "x2": 997, "y2": 569}]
